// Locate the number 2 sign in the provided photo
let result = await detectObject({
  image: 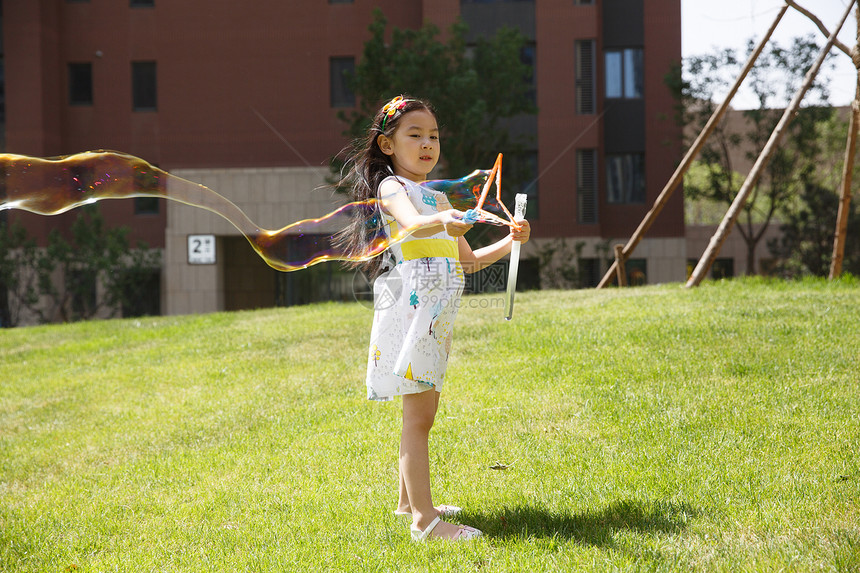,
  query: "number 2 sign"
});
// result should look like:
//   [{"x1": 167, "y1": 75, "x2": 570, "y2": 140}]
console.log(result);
[{"x1": 187, "y1": 234, "x2": 216, "y2": 265}]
